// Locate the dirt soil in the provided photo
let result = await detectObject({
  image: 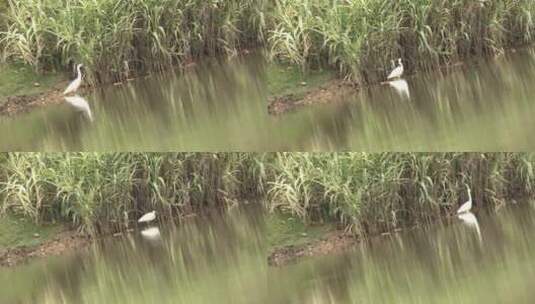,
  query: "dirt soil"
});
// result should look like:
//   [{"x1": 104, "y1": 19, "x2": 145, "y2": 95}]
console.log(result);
[
  {"x1": 268, "y1": 230, "x2": 358, "y2": 267},
  {"x1": 0, "y1": 80, "x2": 88, "y2": 117},
  {"x1": 0, "y1": 230, "x2": 91, "y2": 267},
  {"x1": 268, "y1": 79, "x2": 356, "y2": 115}
]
